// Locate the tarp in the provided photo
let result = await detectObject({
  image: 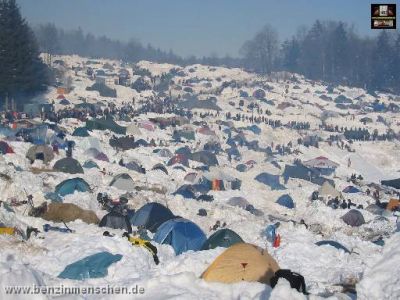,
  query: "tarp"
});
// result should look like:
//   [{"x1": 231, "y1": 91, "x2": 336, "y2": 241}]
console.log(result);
[
  {"x1": 130, "y1": 202, "x2": 175, "y2": 233},
  {"x1": 342, "y1": 186, "x2": 361, "y2": 193},
  {"x1": 283, "y1": 164, "x2": 334, "y2": 186},
  {"x1": 154, "y1": 218, "x2": 206, "y2": 255},
  {"x1": 86, "y1": 117, "x2": 126, "y2": 135},
  {"x1": 201, "y1": 229, "x2": 243, "y2": 250},
  {"x1": 58, "y1": 252, "x2": 122, "y2": 280},
  {"x1": 381, "y1": 178, "x2": 400, "y2": 189},
  {"x1": 53, "y1": 157, "x2": 84, "y2": 174},
  {"x1": 315, "y1": 240, "x2": 350, "y2": 253},
  {"x1": 255, "y1": 173, "x2": 286, "y2": 190}
]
